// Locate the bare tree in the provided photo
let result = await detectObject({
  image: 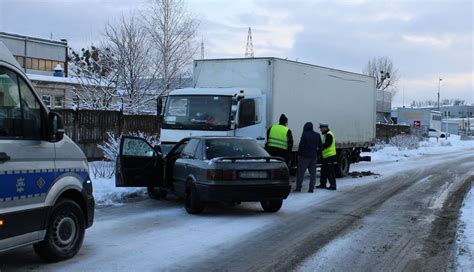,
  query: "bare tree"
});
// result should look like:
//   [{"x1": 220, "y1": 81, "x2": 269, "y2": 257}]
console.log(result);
[
  {"x1": 144, "y1": 0, "x2": 199, "y2": 96},
  {"x1": 104, "y1": 15, "x2": 157, "y2": 114},
  {"x1": 363, "y1": 56, "x2": 399, "y2": 95},
  {"x1": 69, "y1": 46, "x2": 119, "y2": 110}
]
